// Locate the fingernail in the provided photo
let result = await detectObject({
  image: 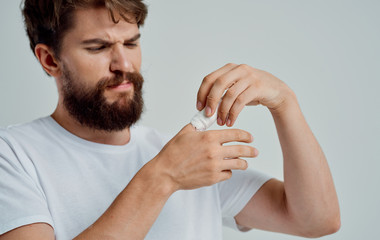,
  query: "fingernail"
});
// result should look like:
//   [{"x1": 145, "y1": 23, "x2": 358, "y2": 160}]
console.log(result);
[
  {"x1": 197, "y1": 101, "x2": 203, "y2": 110},
  {"x1": 206, "y1": 107, "x2": 212, "y2": 117},
  {"x1": 217, "y1": 117, "x2": 223, "y2": 125},
  {"x1": 227, "y1": 118, "x2": 231, "y2": 126},
  {"x1": 254, "y1": 149, "x2": 259, "y2": 156}
]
